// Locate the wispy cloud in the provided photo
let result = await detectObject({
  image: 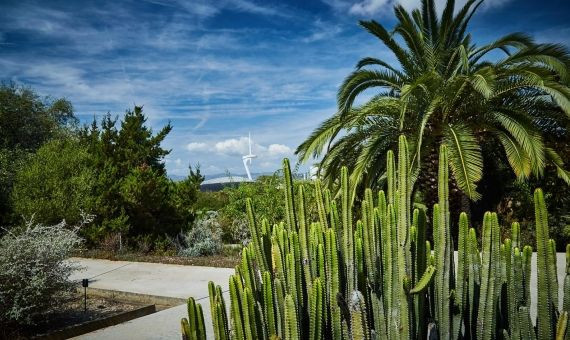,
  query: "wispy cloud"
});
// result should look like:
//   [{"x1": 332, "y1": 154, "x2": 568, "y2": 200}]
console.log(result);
[
  {"x1": 186, "y1": 142, "x2": 208, "y2": 152},
  {"x1": 325, "y1": 0, "x2": 514, "y2": 16},
  {"x1": 302, "y1": 19, "x2": 343, "y2": 43},
  {"x1": 1, "y1": 0, "x2": 562, "y2": 176}
]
